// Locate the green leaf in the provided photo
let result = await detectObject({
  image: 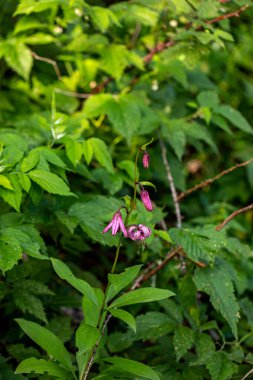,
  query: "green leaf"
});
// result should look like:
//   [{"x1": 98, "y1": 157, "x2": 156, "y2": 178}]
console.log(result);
[
  {"x1": 84, "y1": 94, "x2": 141, "y2": 141},
  {"x1": 104, "y1": 357, "x2": 160, "y2": 380},
  {"x1": 154, "y1": 230, "x2": 172, "y2": 243},
  {"x1": 0, "y1": 233, "x2": 22, "y2": 272},
  {"x1": 139, "y1": 181, "x2": 157, "y2": 191},
  {"x1": 108, "y1": 287, "x2": 174, "y2": 309},
  {"x1": 14, "y1": 0, "x2": 65, "y2": 15},
  {"x1": 100, "y1": 44, "x2": 142, "y2": 80},
  {"x1": 29, "y1": 170, "x2": 73, "y2": 196},
  {"x1": 51, "y1": 258, "x2": 98, "y2": 306},
  {"x1": 197, "y1": 91, "x2": 219, "y2": 108},
  {"x1": 21, "y1": 150, "x2": 40, "y2": 172},
  {"x1": 75, "y1": 323, "x2": 100, "y2": 354},
  {"x1": 169, "y1": 227, "x2": 227, "y2": 263},
  {"x1": 15, "y1": 358, "x2": 69, "y2": 378},
  {"x1": 0, "y1": 174, "x2": 14, "y2": 190},
  {"x1": 197, "y1": 0, "x2": 220, "y2": 19},
  {"x1": 4, "y1": 41, "x2": 32, "y2": 80},
  {"x1": 15, "y1": 319, "x2": 74, "y2": 373},
  {"x1": 0, "y1": 175, "x2": 22, "y2": 211},
  {"x1": 69, "y1": 196, "x2": 123, "y2": 247},
  {"x1": 173, "y1": 326, "x2": 195, "y2": 361},
  {"x1": 214, "y1": 105, "x2": 253, "y2": 134},
  {"x1": 135, "y1": 311, "x2": 176, "y2": 341},
  {"x1": 88, "y1": 138, "x2": 114, "y2": 173},
  {"x1": 25, "y1": 33, "x2": 55, "y2": 45},
  {"x1": 83, "y1": 140, "x2": 93, "y2": 165},
  {"x1": 107, "y1": 265, "x2": 142, "y2": 301},
  {"x1": 82, "y1": 288, "x2": 104, "y2": 327},
  {"x1": 85, "y1": 5, "x2": 120, "y2": 32},
  {"x1": 110, "y1": 309, "x2": 136, "y2": 332},
  {"x1": 194, "y1": 265, "x2": 239, "y2": 339},
  {"x1": 65, "y1": 139, "x2": 83, "y2": 167},
  {"x1": 206, "y1": 352, "x2": 238, "y2": 380}
]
